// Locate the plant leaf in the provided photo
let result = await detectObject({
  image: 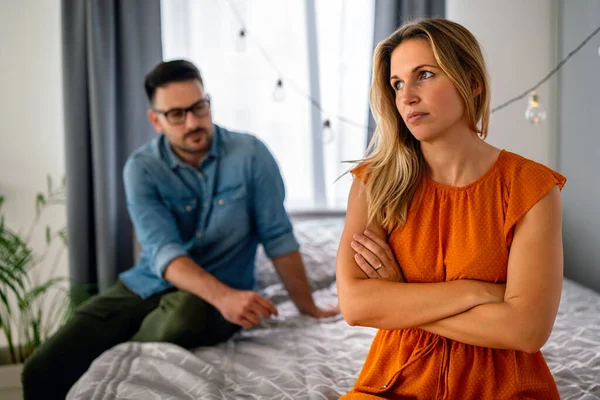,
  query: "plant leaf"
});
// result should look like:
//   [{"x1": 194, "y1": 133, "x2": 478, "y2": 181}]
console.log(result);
[
  {"x1": 45, "y1": 226, "x2": 51, "y2": 245},
  {"x1": 19, "y1": 277, "x2": 67, "y2": 310},
  {"x1": 0, "y1": 284, "x2": 14, "y2": 314},
  {"x1": 35, "y1": 194, "x2": 46, "y2": 216},
  {"x1": 0, "y1": 268, "x2": 26, "y2": 304},
  {"x1": 58, "y1": 228, "x2": 68, "y2": 246}
]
